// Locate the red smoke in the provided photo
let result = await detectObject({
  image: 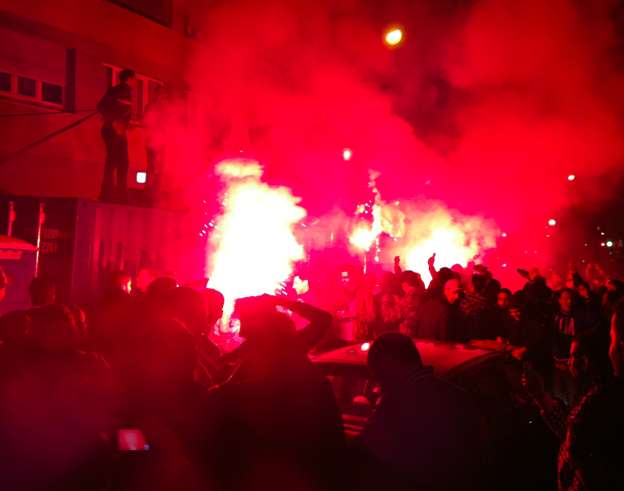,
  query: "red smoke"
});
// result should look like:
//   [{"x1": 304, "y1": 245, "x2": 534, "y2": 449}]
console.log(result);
[
  {"x1": 441, "y1": 0, "x2": 624, "y2": 226},
  {"x1": 154, "y1": 0, "x2": 624, "y2": 275}
]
